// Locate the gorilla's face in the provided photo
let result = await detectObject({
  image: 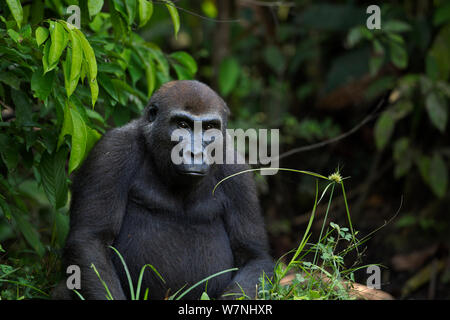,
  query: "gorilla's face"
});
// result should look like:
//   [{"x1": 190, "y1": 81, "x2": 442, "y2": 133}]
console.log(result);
[{"x1": 140, "y1": 80, "x2": 229, "y2": 183}]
